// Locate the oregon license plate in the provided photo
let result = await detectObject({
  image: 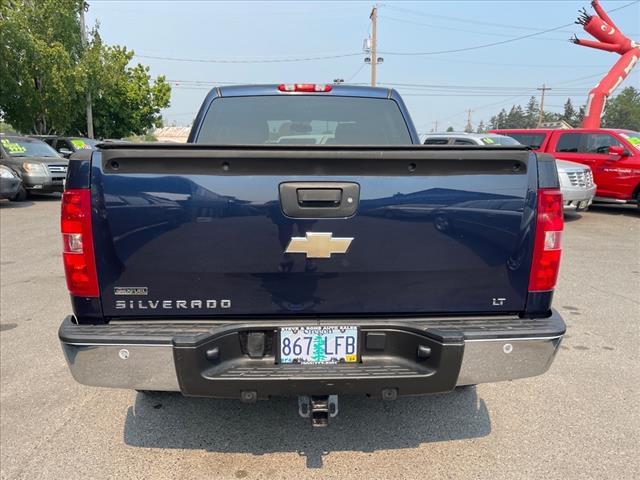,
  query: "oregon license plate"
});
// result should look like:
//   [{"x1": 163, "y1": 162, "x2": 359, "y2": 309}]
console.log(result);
[{"x1": 279, "y1": 326, "x2": 358, "y2": 364}]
